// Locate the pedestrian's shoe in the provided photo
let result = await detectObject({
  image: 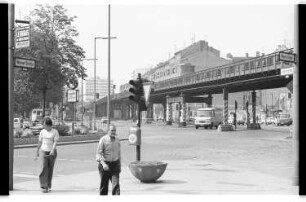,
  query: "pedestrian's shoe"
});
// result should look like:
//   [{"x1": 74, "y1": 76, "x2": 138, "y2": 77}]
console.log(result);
[{"x1": 42, "y1": 188, "x2": 48, "y2": 193}]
